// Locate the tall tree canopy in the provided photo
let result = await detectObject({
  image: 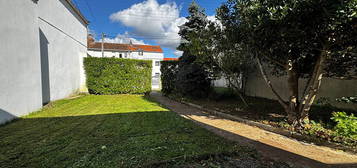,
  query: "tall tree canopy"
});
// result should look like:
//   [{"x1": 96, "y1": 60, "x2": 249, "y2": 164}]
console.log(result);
[
  {"x1": 175, "y1": 1, "x2": 211, "y2": 98},
  {"x1": 218, "y1": 0, "x2": 357, "y2": 127}
]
